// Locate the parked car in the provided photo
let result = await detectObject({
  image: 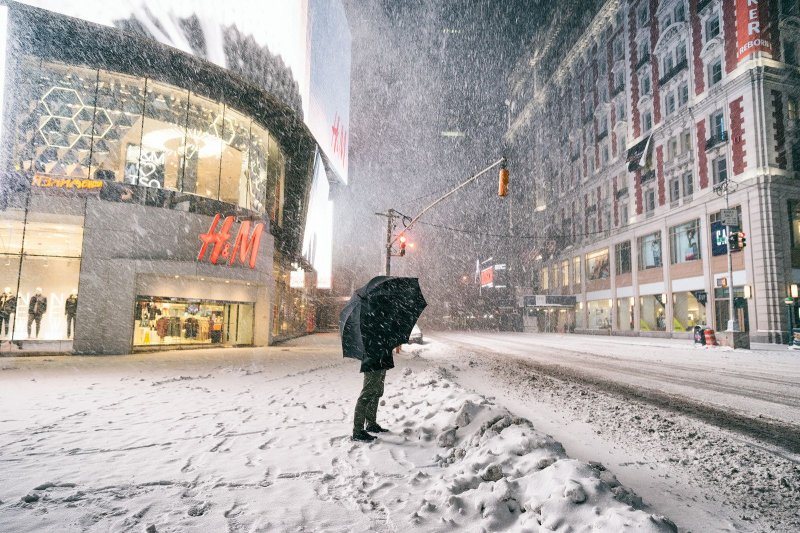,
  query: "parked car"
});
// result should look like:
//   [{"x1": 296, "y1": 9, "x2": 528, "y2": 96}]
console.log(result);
[{"x1": 408, "y1": 324, "x2": 423, "y2": 344}]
